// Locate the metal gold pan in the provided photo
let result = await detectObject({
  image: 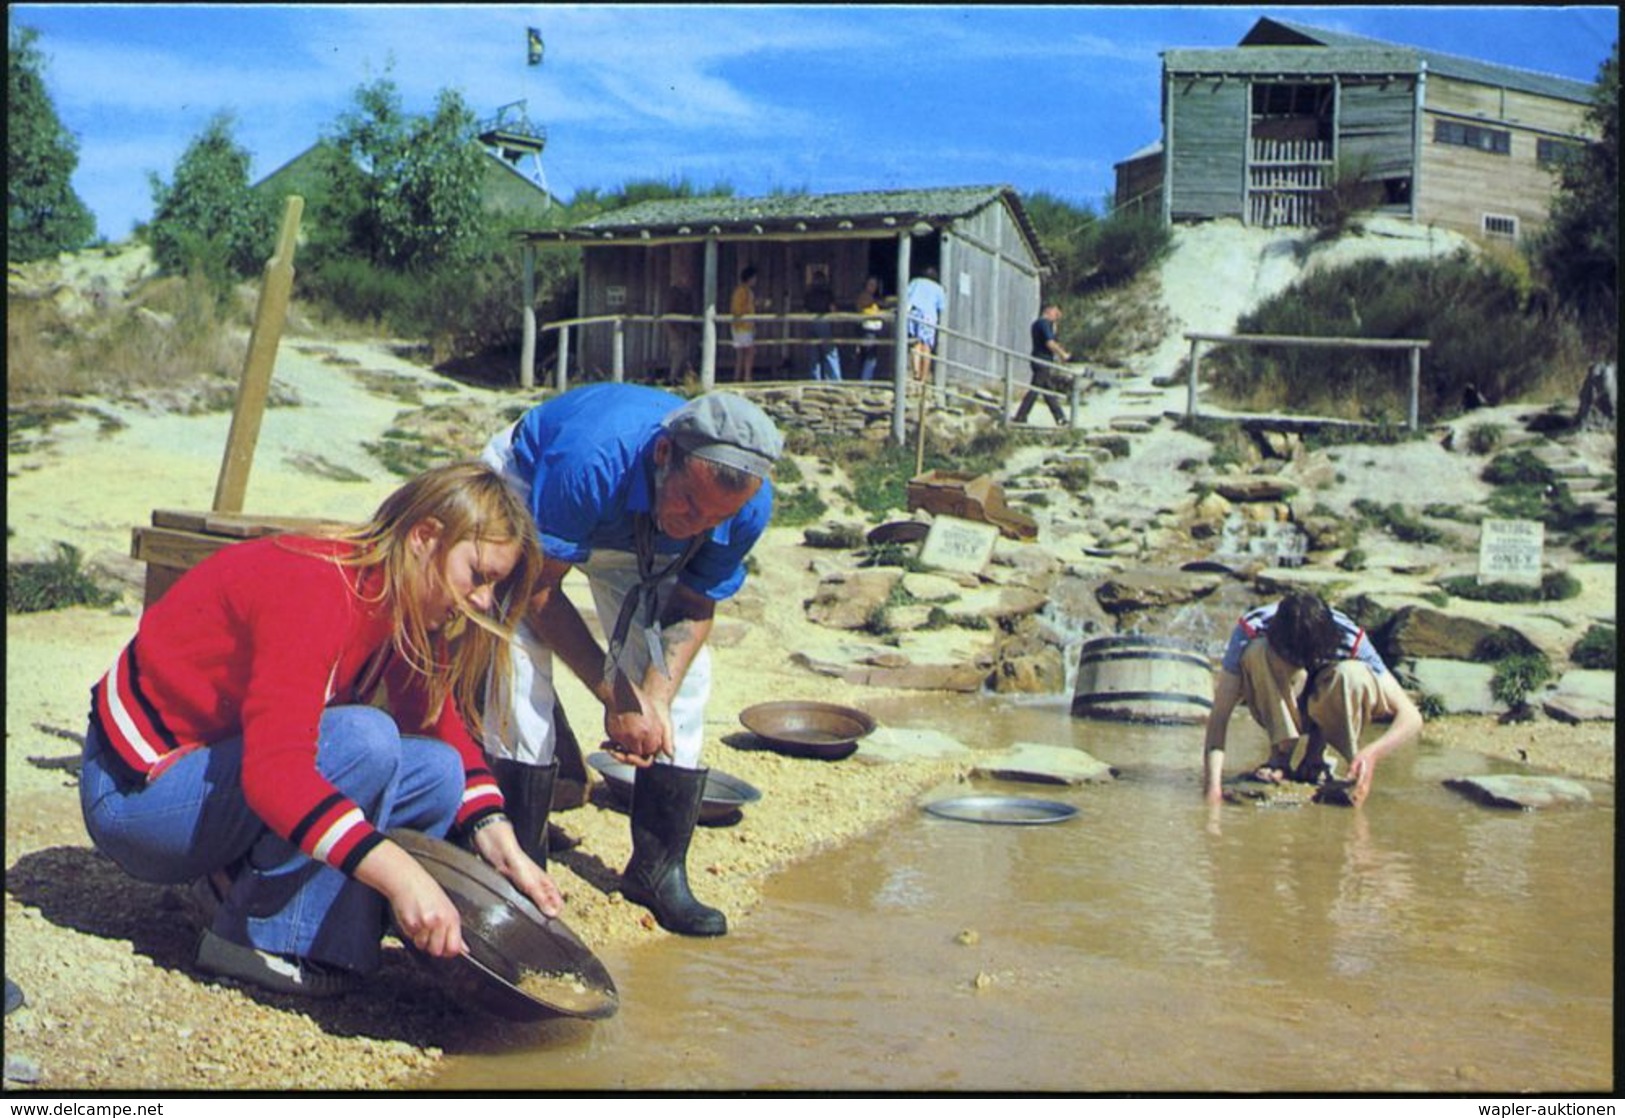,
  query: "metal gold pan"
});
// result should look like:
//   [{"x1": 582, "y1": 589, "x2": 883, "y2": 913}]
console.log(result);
[
  {"x1": 387, "y1": 829, "x2": 619, "y2": 1020},
  {"x1": 921, "y1": 795, "x2": 1078, "y2": 825}
]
